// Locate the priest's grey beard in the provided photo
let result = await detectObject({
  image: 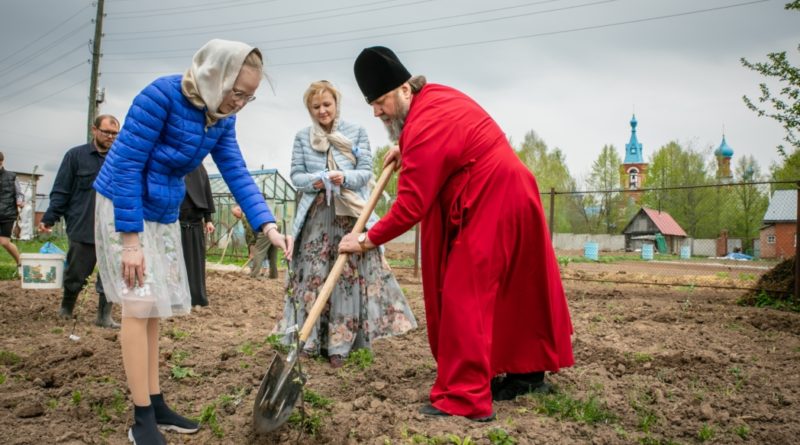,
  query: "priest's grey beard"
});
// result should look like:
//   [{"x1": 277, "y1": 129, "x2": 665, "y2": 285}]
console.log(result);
[{"x1": 384, "y1": 93, "x2": 409, "y2": 142}]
